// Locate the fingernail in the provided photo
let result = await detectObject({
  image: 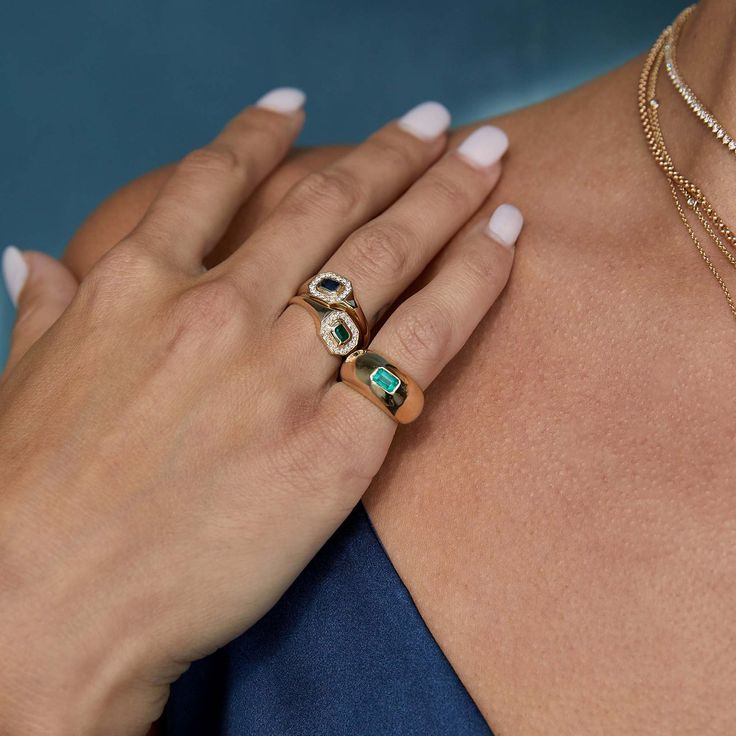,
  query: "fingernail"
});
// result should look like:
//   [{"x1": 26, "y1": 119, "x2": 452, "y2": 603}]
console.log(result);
[
  {"x1": 2, "y1": 246, "x2": 28, "y2": 307},
  {"x1": 398, "y1": 101, "x2": 451, "y2": 141},
  {"x1": 457, "y1": 125, "x2": 509, "y2": 169},
  {"x1": 256, "y1": 87, "x2": 306, "y2": 114},
  {"x1": 486, "y1": 204, "x2": 523, "y2": 249}
]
